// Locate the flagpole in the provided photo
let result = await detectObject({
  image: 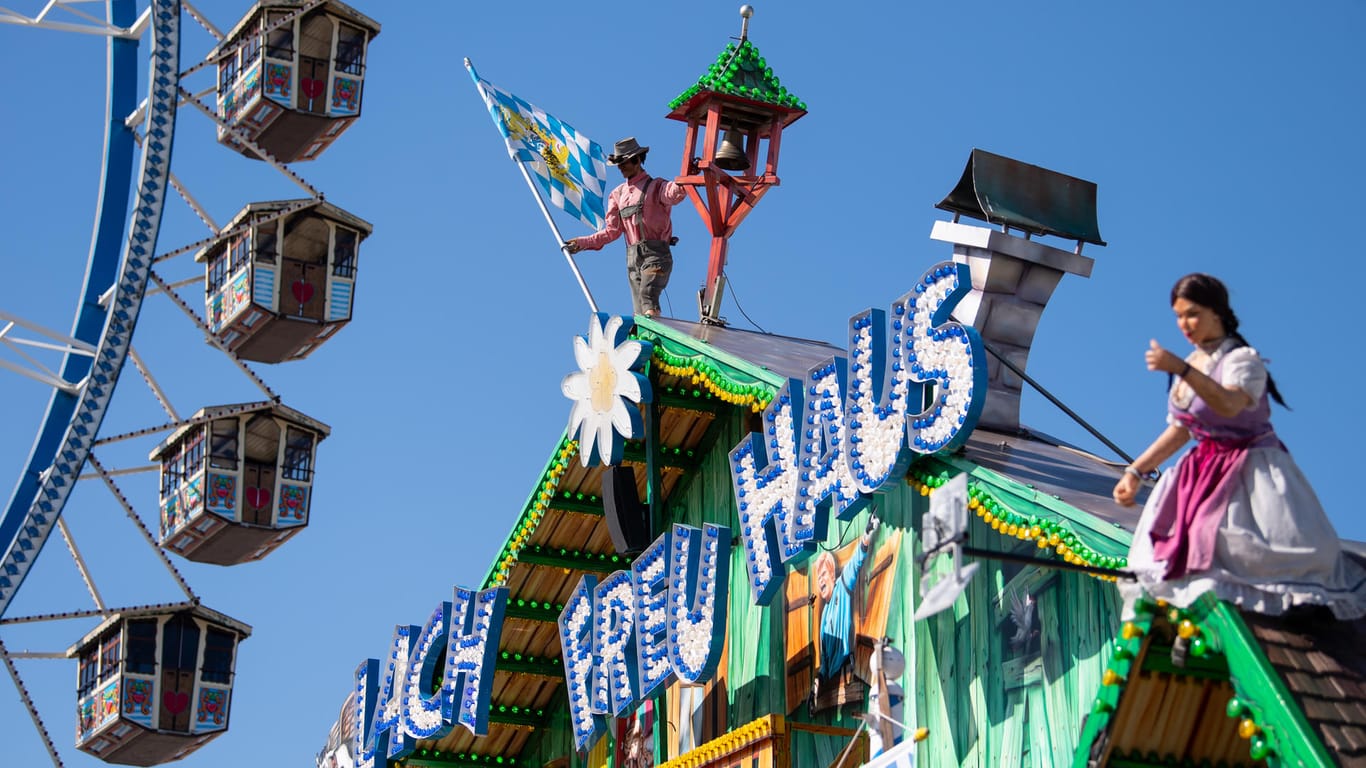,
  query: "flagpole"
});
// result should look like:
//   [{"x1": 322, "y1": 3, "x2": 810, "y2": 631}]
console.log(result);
[
  {"x1": 465, "y1": 57, "x2": 598, "y2": 314},
  {"x1": 514, "y1": 160, "x2": 599, "y2": 314}
]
